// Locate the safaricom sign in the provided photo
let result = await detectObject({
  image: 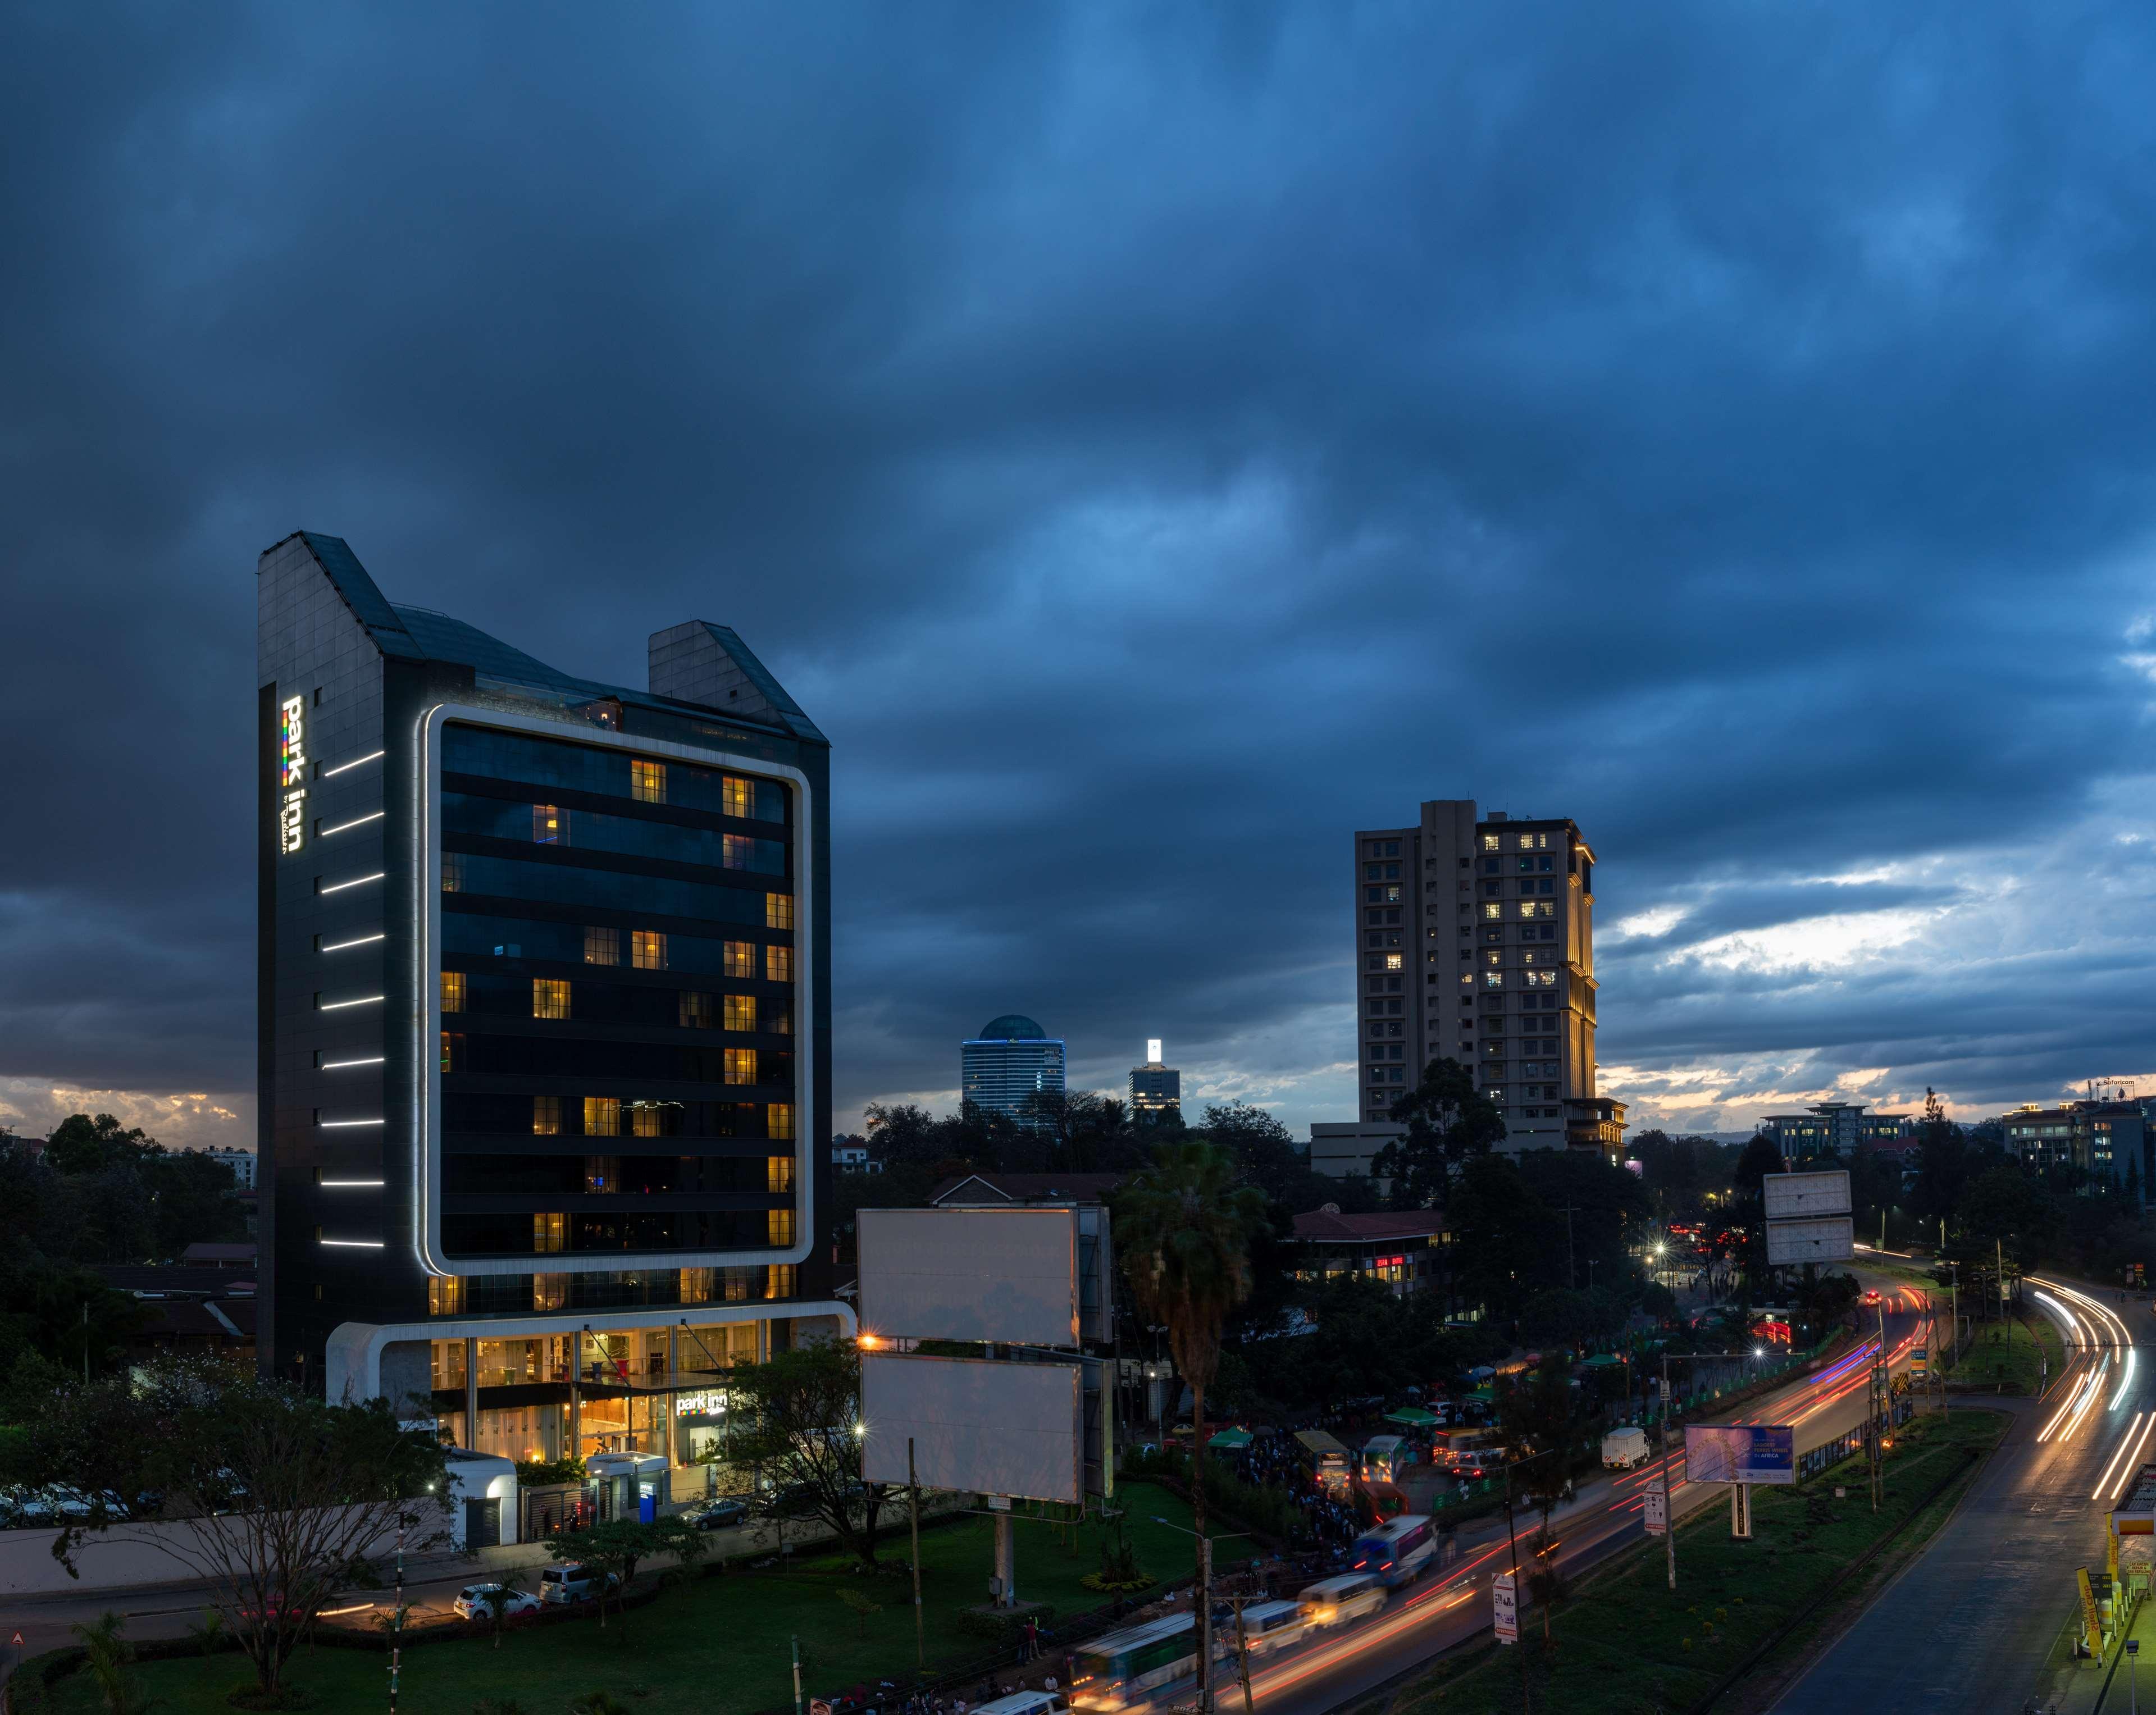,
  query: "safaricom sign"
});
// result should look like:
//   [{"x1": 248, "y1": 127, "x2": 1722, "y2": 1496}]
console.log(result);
[{"x1": 278, "y1": 695, "x2": 308, "y2": 854}]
